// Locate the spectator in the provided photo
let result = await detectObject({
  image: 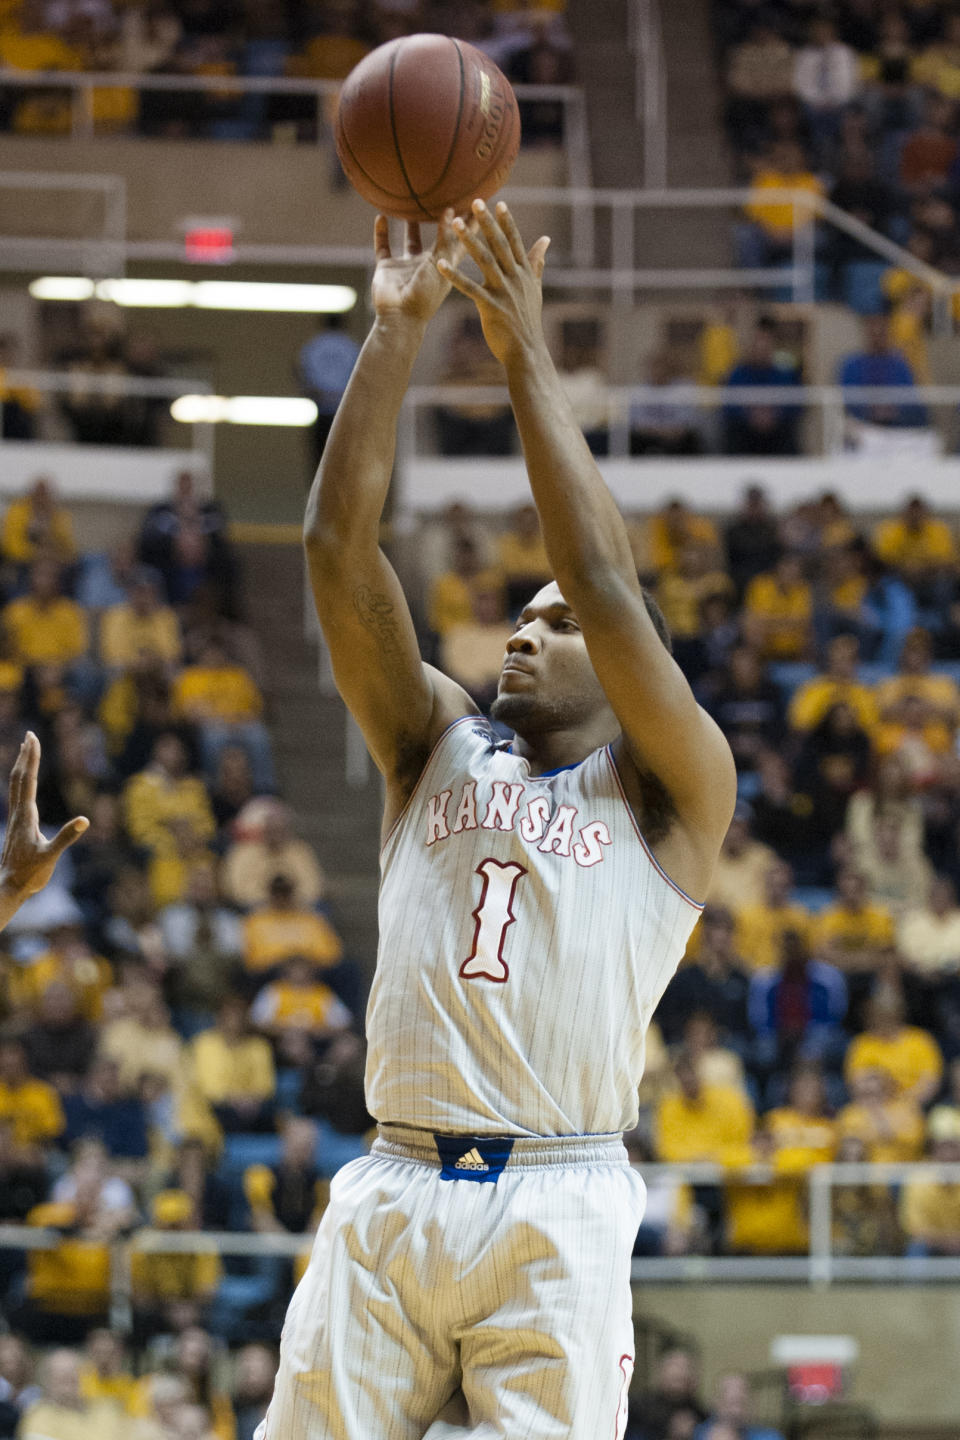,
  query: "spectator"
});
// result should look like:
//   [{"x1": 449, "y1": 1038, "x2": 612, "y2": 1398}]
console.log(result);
[
  {"x1": 0, "y1": 1036, "x2": 65, "y2": 1155},
  {"x1": 645, "y1": 499, "x2": 720, "y2": 577},
  {"x1": 829, "y1": 149, "x2": 896, "y2": 261},
  {"x1": 495, "y1": 504, "x2": 551, "y2": 615},
  {"x1": 793, "y1": 14, "x2": 860, "y2": 153},
  {"x1": 708, "y1": 648, "x2": 786, "y2": 774},
  {"x1": 708, "y1": 805, "x2": 777, "y2": 913},
  {"x1": 858, "y1": 811, "x2": 934, "y2": 916},
  {"x1": 138, "y1": 471, "x2": 236, "y2": 615},
  {"x1": 10, "y1": 916, "x2": 113, "y2": 1023},
  {"x1": 22, "y1": 982, "x2": 98, "y2": 1090},
  {"x1": 767, "y1": 1064, "x2": 836, "y2": 1158},
  {"x1": 435, "y1": 313, "x2": 513, "y2": 456},
  {"x1": 695, "y1": 1374, "x2": 784, "y2": 1440},
  {"x1": 3, "y1": 558, "x2": 88, "y2": 671},
  {"x1": 0, "y1": 1115, "x2": 49, "y2": 1221},
  {"x1": 189, "y1": 995, "x2": 276, "y2": 1133},
  {"x1": 743, "y1": 553, "x2": 813, "y2": 659},
  {"x1": 62, "y1": 1056, "x2": 149, "y2": 1175},
  {"x1": 814, "y1": 868, "x2": 896, "y2": 973},
  {"x1": 795, "y1": 703, "x2": 873, "y2": 861},
  {"x1": 209, "y1": 744, "x2": 257, "y2": 835},
  {"x1": 735, "y1": 859, "x2": 814, "y2": 970},
  {"x1": 901, "y1": 1109, "x2": 960, "y2": 1256},
  {"x1": 0, "y1": 335, "x2": 41, "y2": 441},
  {"x1": 788, "y1": 633, "x2": 878, "y2": 734},
  {"x1": 17, "y1": 1349, "x2": 127, "y2": 1440},
  {"x1": 654, "y1": 1050, "x2": 755, "y2": 1165},
  {"x1": 656, "y1": 906, "x2": 750, "y2": 1049},
  {"x1": 629, "y1": 348, "x2": 703, "y2": 457},
  {"x1": 682, "y1": 1010, "x2": 747, "y2": 1093},
  {"x1": 231, "y1": 1343, "x2": 276, "y2": 1440},
  {"x1": 300, "y1": 1029, "x2": 372, "y2": 1141},
  {"x1": 1, "y1": 478, "x2": 76, "y2": 569},
  {"x1": 900, "y1": 94, "x2": 958, "y2": 191},
  {"x1": 123, "y1": 733, "x2": 215, "y2": 856},
  {"x1": 899, "y1": 873, "x2": 960, "y2": 976},
  {"x1": 724, "y1": 24, "x2": 796, "y2": 154},
  {"x1": 99, "y1": 978, "x2": 184, "y2": 1094},
  {"x1": 241, "y1": 873, "x2": 343, "y2": 980},
  {"x1": 130, "y1": 1190, "x2": 221, "y2": 1339},
  {"x1": 741, "y1": 142, "x2": 824, "y2": 269},
  {"x1": 872, "y1": 495, "x2": 956, "y2": 611},
  {"x1": 0, "y1": 1335, "x2": 39, "y2": 1430},
  {"x1": 748, "y1": 928, "x2": 848, "y2": 1079},
  {"x1": 656, "y1": 546, "x2": 735, "y2": 658},
  {"x1": 555, "y1": 319, "x2": 609, "y2": 456},
  {"x1": 244, "y1": 1115, "x2": 325, "y2": 1236},
  {"x1": 140, "y1": 1327, "x2": 236, "y2": 1440},
  {"x1": 845, "y1": 987, "x2": 943, "y2": 1104},
  {"x1": 297, "y1": 313, "x2": 360, "y2": 467},
  {"x1": 874, "y1": 691, "x2": 953, "y2": 787},
  {"x1": 838, "y1": 315, "x2": 927, "y2": 430},
  {"x1": 78, "y1": 1328, "x2": 136, "y2": 1413},
  {"x1": 172, "y1": 637, "x2": 275, "y2": 792},
  {"x1": 846, "y1": 752, "x2": 925, "y2": 868},
  {"x1": 99, "y1": 566, "x2": 182, "y2": 675},
  {"x1": 723, "y1": 485, "x2": 781, "y2": 597},
  {"x1": 222, "y1": 801, "x2": 325, "y2": 909},
  {"x1": 250, "y1": 953, "x2": 352, "y2": 1057},
  {"x1": 427, "y1": 532, "x2": 506, "y2": 639},
  {"x1": 914, "y1": 10, "x2": 960, "y2": 95},
  {"x1": 837, "y1": 1065, "x2": 925, "y2": 1161},
  {"x1": 627, "y1": 1345, "x2": 708, "y2": 1440},
  {"x1": 856, "y1": 552, "x2": 920, "y2": 669},
  {"x1": 439, "y1": 584, "x2": 515, "y2": 712},
  {"x1": 160, "y1": 867, "x2": 243, "y2": 1024},
  {"x1": 723, "y1": 316, "x2": 802, "y2": 456},
  {"x1": 876, "y1": 627, "x2": 960, "y2": 732}
]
